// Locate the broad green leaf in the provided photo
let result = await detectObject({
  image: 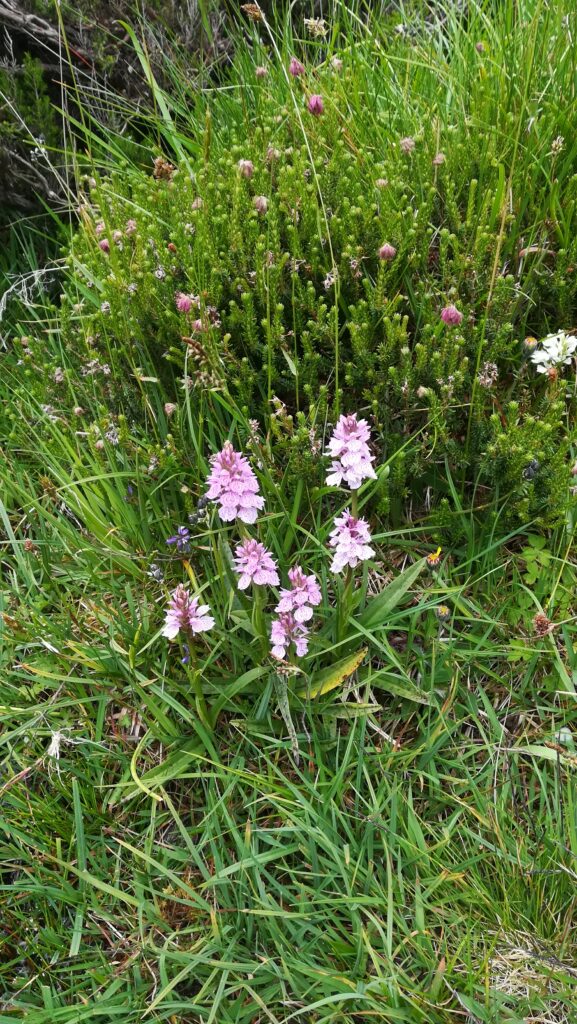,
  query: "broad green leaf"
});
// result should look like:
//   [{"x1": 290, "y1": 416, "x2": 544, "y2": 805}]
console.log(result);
[
  {"x1": 299, "y1": 647, "x2": 367, "y2": 698},
  {"x1": 366, "y1": 669, "x2": 431, "y2": 704},
  {"x1": 359, "y1": 558, "x2": 426, "y2": 630}
]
